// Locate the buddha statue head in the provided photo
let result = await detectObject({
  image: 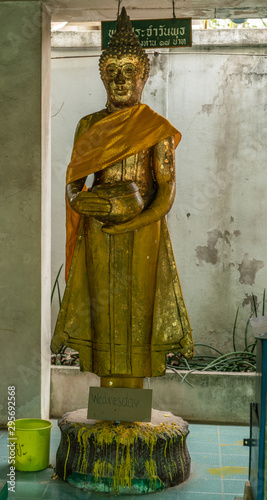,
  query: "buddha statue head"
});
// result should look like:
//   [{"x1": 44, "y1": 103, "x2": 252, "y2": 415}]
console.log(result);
[{"x1": 99, "y1": 7, "x2": 150, "y2": 111}]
